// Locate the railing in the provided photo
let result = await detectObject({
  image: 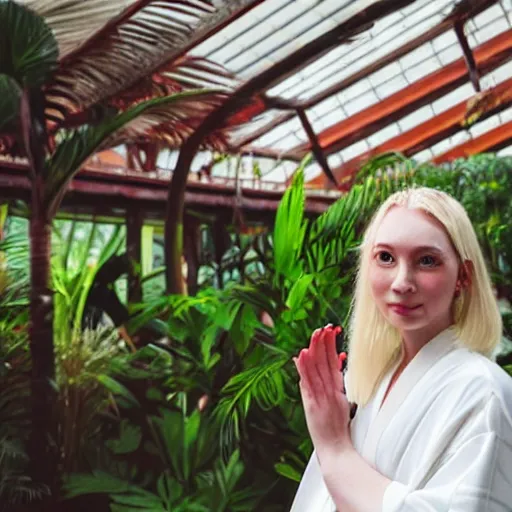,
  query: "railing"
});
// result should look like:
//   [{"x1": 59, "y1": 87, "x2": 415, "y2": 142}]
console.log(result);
[{"x1": 0, "y1": 155, "x2": 341, "y2": 198}]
